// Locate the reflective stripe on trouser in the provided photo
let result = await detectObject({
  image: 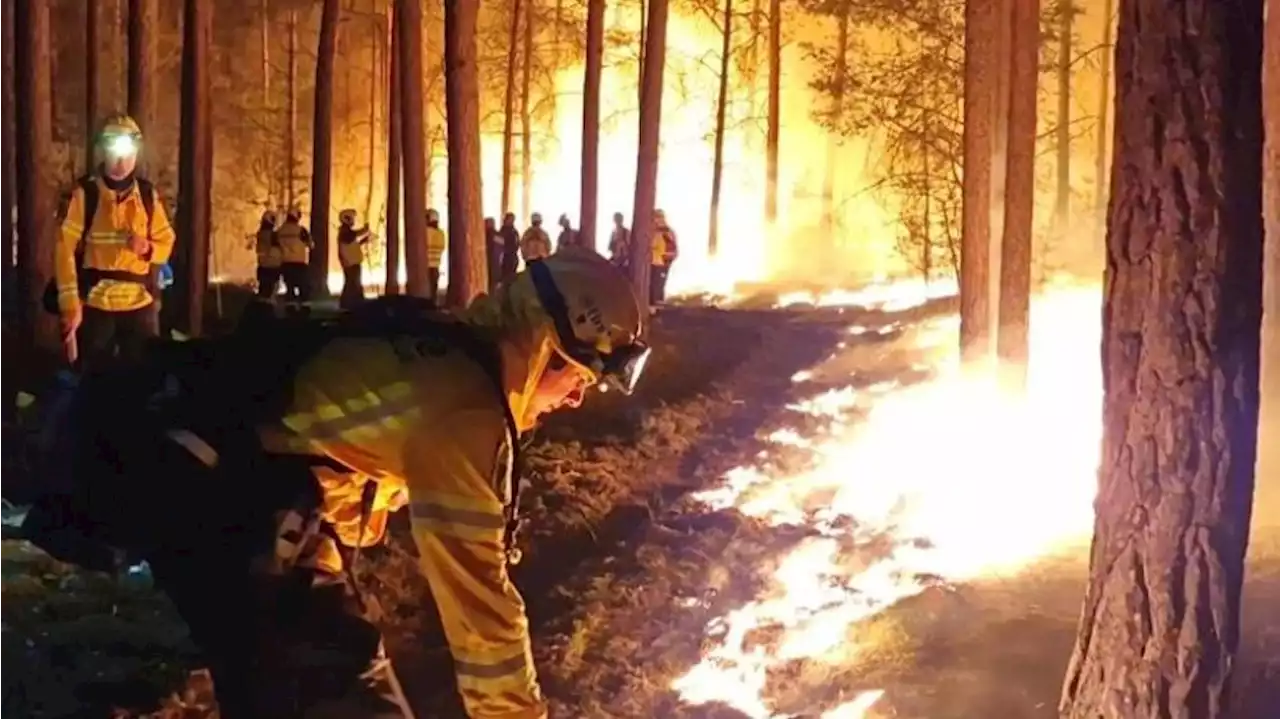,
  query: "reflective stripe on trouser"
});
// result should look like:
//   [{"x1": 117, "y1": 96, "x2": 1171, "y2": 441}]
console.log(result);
[
  {"x1": 451, "y1": 642, "x2": 540, "y2": 704},
  {"x1": 410, "y1": 493, "x2": 505, "y2": 543}
]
